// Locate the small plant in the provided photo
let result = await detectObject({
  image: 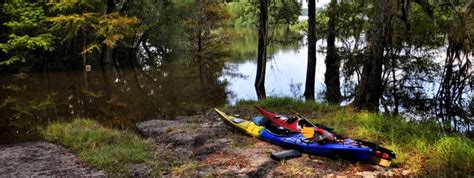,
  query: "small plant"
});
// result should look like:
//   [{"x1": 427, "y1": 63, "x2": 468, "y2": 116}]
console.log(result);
[{"x1": 171, "y1": 161, "x2": 199, "y2": 176}]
